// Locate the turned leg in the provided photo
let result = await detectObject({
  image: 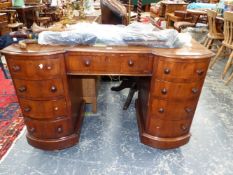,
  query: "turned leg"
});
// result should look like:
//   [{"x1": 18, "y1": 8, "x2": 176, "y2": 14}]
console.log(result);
[
  {"x1": 206, "y1": 39, "x2": 213, "y2": 49},
  {"x1": 203, "y1": 36, "x2": 208, "y2": 45},
  {"x1": 225, "y1": 70, "x2": 233, "y2": 85},
  {"x1": 123, "y1": 82, "x2": 137, "y2": 110},
  {"x1": 209, "y1": 45, "x2": 225, "y2": 69},
  {"x1": 204, "y1": 37, "x2": 209, "y2": 47},
  {"x1": 222, "y1": 52, "x2": 233, "y2": 79}
]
